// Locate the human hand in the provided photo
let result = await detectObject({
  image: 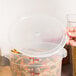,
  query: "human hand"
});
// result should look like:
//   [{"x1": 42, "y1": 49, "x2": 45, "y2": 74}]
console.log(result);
[{"x1": 66, "y1": 27, "x2": 76, "y2": 46}]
